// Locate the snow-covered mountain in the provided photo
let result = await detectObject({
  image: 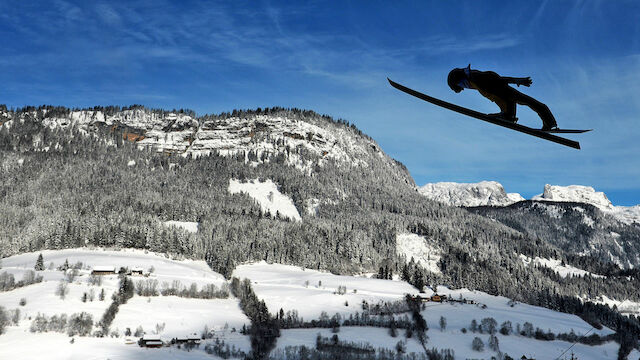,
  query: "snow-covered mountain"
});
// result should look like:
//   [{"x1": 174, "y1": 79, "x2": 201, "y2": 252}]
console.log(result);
[
  {"x1": 419, "y1": 181, "x2": 640, "y2": 225},
  {"x1": 532, "y1": 184, "x2": 615, "y2": 210},
  {"x1": 533, "y1": 184, "x2": 640, "y2": 225},
  {"x1": 2, "y1": 107, "x2": 408, "y2": 181},
  {"x1": 418, "y1": 181, "x2": 524, "y2": 207}
]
